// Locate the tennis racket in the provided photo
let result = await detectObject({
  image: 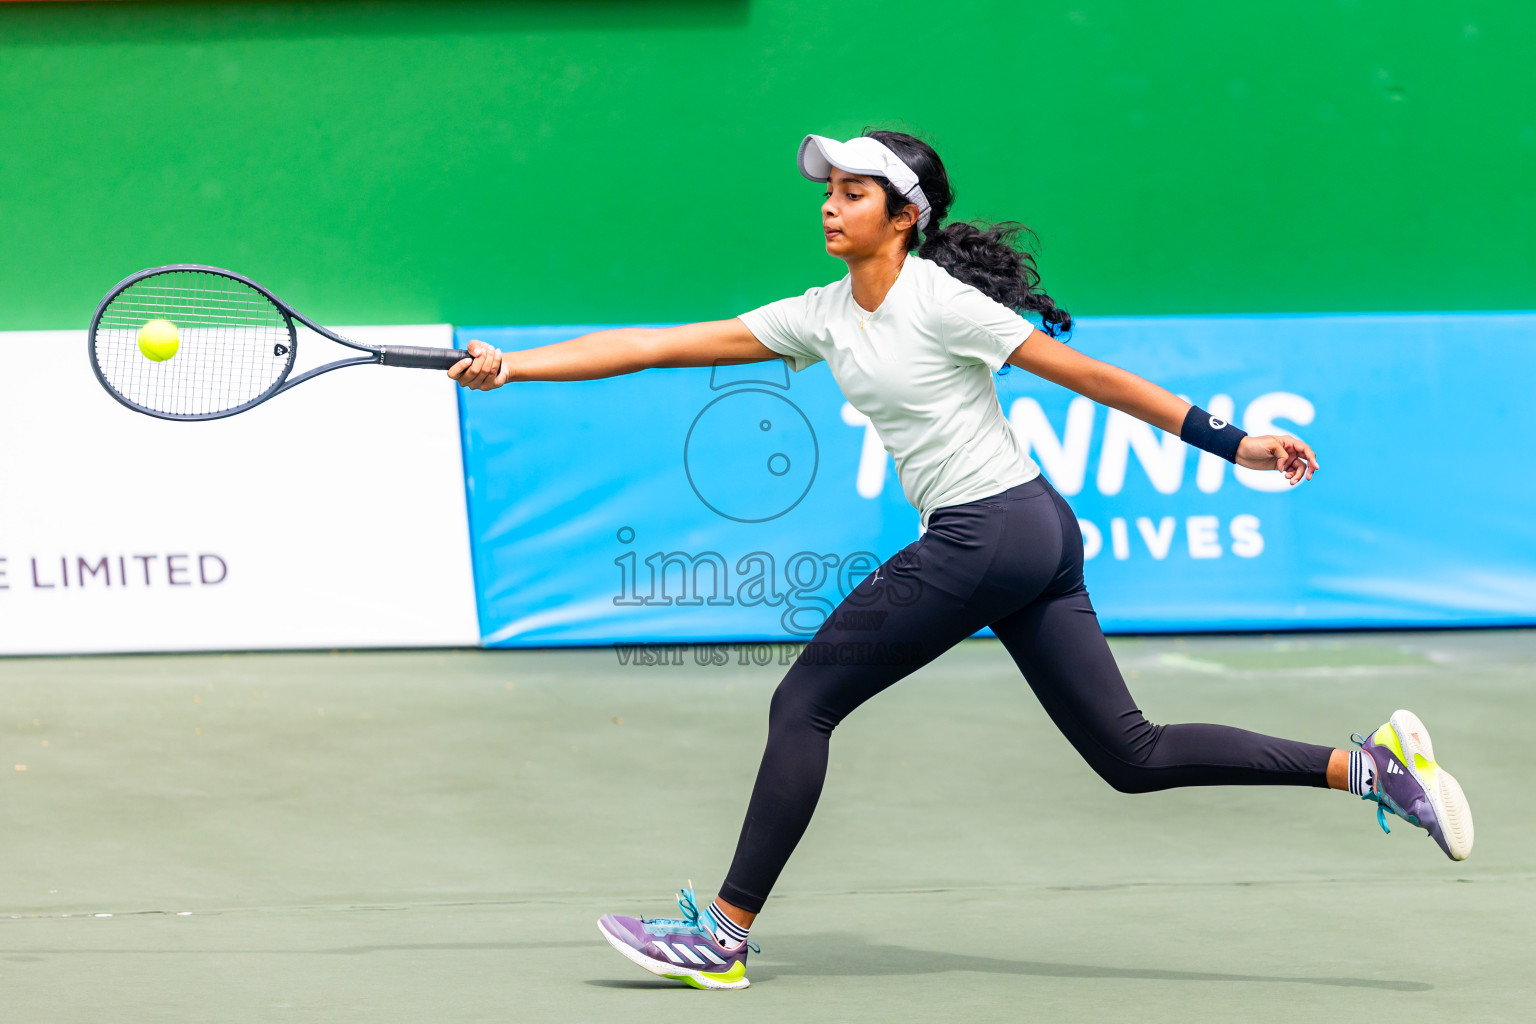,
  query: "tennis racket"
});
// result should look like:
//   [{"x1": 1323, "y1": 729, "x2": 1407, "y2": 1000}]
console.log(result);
[{"x1": 88, "y1": 264, "x2": 469, "y2": 420}]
